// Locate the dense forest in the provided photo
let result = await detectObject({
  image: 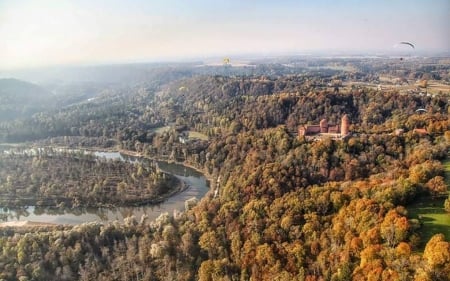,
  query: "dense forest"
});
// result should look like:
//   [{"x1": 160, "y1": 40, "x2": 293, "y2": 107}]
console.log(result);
[
  {"x1": 0, "y1": 60, "x2": 449, "y2": 280},
  {"x1": 0, "y1": 149, "x2": 180, "y2": 208}
]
